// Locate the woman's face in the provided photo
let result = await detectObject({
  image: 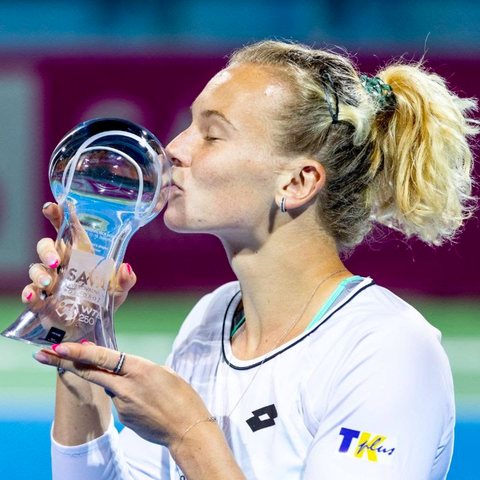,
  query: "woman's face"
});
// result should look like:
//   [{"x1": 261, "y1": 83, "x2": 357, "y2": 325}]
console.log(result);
[{"x1": 164, "y1": 63, "x2": 289, "y2": 244}]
